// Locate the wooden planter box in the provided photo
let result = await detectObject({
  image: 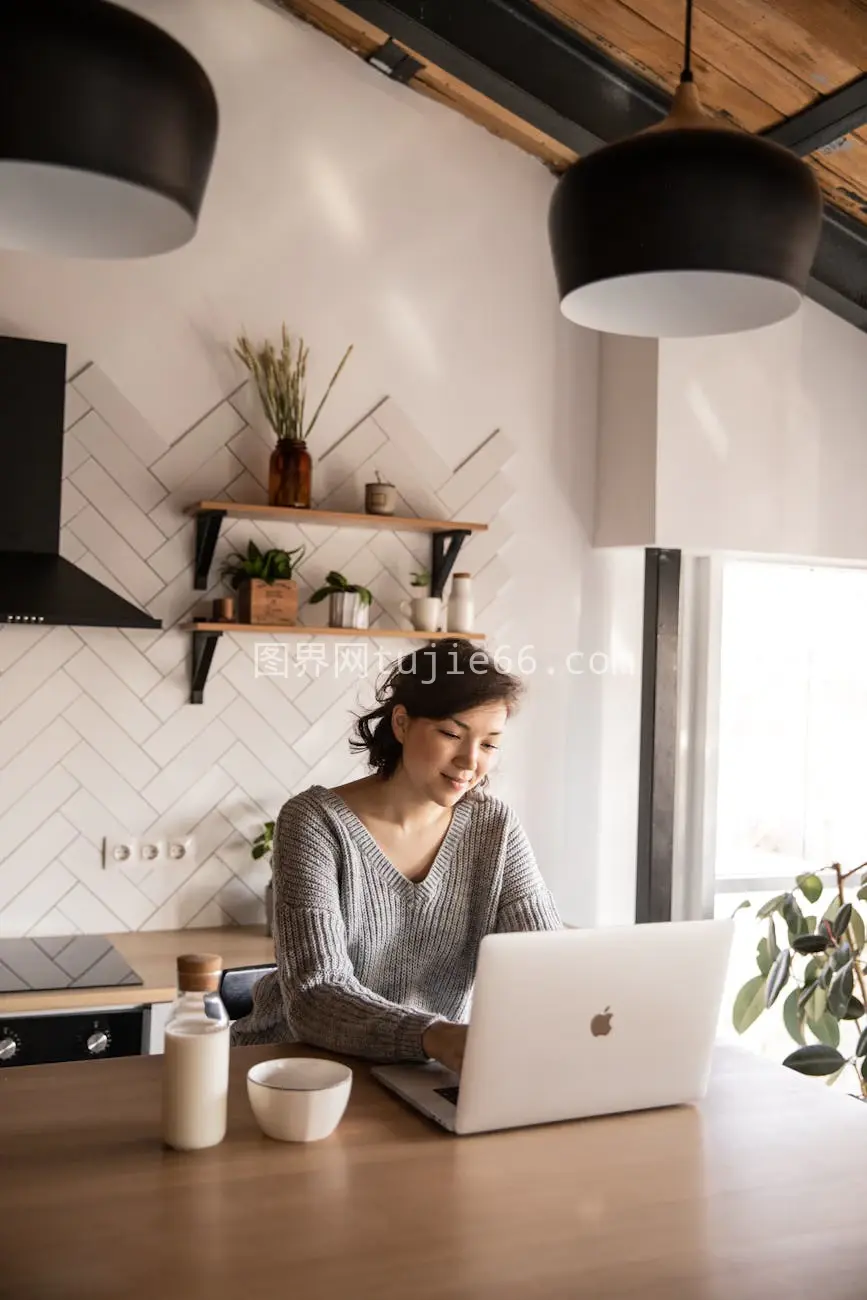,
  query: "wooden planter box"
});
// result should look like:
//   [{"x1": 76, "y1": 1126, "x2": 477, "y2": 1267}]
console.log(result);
[{"x1": 237, "y1": 579, "x2": 298, "y2": 626}]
